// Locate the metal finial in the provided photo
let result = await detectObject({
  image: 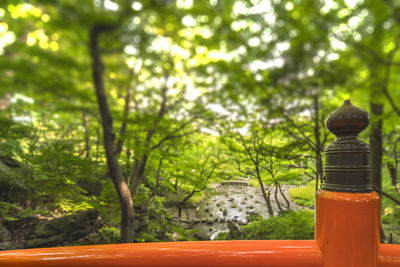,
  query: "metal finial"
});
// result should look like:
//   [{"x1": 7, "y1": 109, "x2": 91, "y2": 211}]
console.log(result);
[
  {"x1": 326, "y1": 99, "x2": 370, "y2": 138},
  {"x1": 321, "y1": 100, "x2": 372, "y2": 193}
]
